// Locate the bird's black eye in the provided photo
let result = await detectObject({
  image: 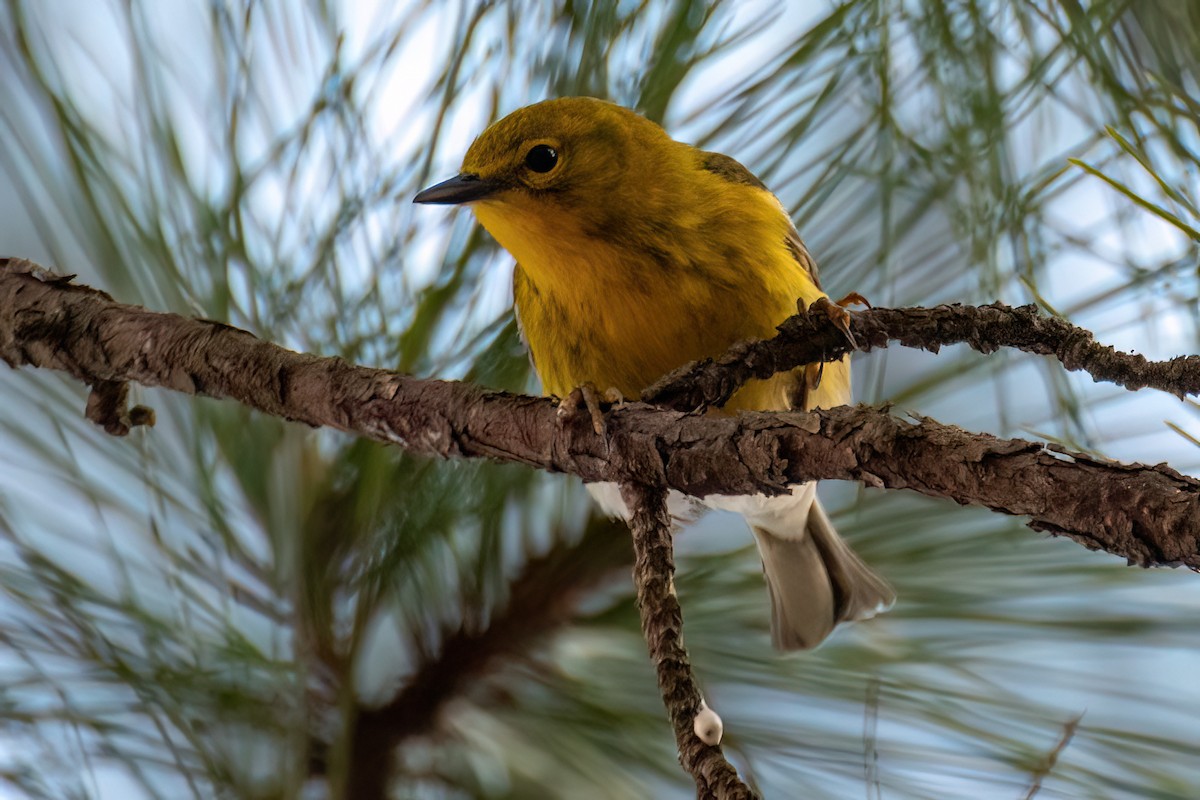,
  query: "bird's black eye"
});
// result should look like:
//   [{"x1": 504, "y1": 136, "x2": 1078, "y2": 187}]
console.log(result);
[{"x1": 525, "y1": 144, "x2": 558, "y2": 173}]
